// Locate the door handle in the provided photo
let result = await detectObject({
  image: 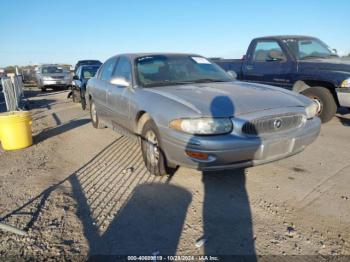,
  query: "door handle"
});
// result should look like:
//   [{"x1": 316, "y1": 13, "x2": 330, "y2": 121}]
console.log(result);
[{"x1": 246, "y1": 65, "x2": 254, "y2": 70}]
